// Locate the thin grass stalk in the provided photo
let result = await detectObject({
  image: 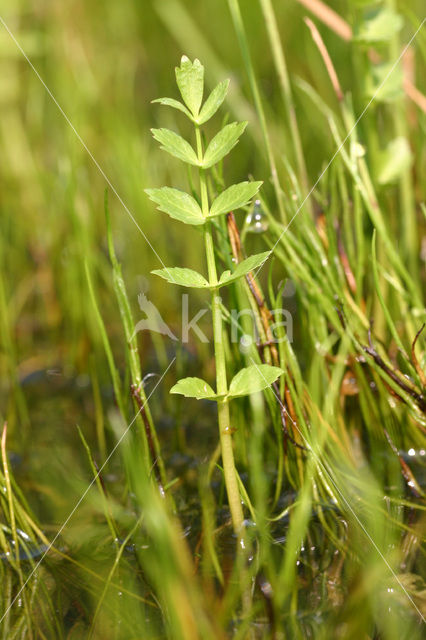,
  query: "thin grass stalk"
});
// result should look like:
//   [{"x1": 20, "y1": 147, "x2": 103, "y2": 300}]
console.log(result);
[
  {"x1": 258, "y1": 0, "x2": 311, "y2": 209},
  {"x1": 85, "y1": 261, "x2": 127, "y2": 419},
  {"x1": 371, "y1": 231, "x2": 410, "y2": 357},
  {"x1": 77, "y1": 426, "x2": 119, "y2": 543},
  {"x1": 88, "y1": 516, "x2": 143, "y2": 639},
  {"x1": 386, "y1": 0, "x2": 417, "y2": 277},
  {"x1": 105, "y1": 195, "x2": 167, "y2": 489},
  {"x1": 0, "y1": 266, "x2": 29, "y2": 433},
  {"x1": 1, "y1": 425, "x2": 33, "y2": 639},
  {"x1": 89, "y1": 357, "x2": 107, "y2": 461},
  {"x1": 328, "y1": 116, "x2": 420, "y2": 306},
  {"x1": 227, "y1": 0, "x2": 286, "y2": 221}
]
